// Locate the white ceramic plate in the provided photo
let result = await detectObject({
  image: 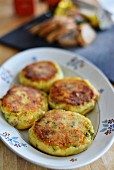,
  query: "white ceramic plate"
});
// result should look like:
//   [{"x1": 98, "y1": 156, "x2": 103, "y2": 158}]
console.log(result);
[{"x1": 0, "y1": 47, "x2": 114, "y2": 169}]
